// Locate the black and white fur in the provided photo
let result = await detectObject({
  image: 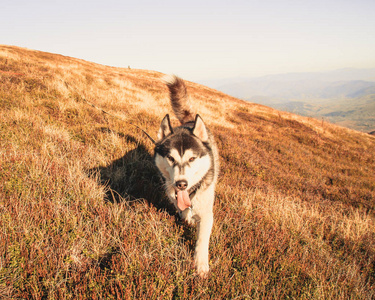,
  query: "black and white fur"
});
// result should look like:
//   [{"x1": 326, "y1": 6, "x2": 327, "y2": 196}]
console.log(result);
[{"x1": 154, "y1": 75, "x2": 219, "y2": 277}]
